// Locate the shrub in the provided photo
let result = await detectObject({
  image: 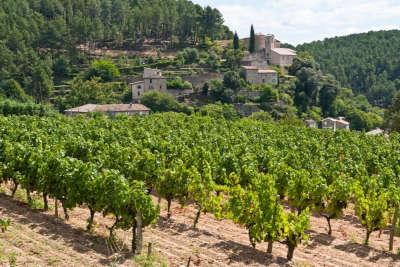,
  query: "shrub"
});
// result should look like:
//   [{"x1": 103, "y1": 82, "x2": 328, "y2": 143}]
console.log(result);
[
  {"x1": 85, "y1": 59, "x2": 120, "y2": 82},
  {"x1": 167, "y1": 77, "x2": 192, "y2": 90}
]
